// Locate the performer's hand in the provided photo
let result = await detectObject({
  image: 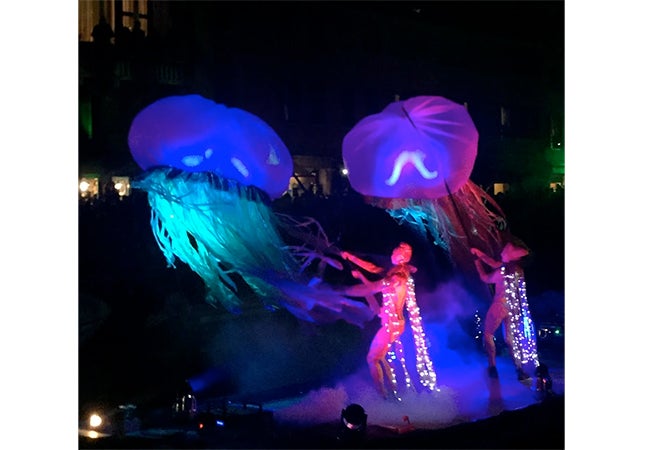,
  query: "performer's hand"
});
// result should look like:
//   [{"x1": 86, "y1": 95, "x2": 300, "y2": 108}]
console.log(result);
[
  {"x1": 340, "y1": 251, "x2": 350, "y2": 260},
  {"x1": 351, "y1": 270, "x2": 362, "y2": 280},
  {"x1": 470, "y1": 248, "x2": 481, "y2": 257}
]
